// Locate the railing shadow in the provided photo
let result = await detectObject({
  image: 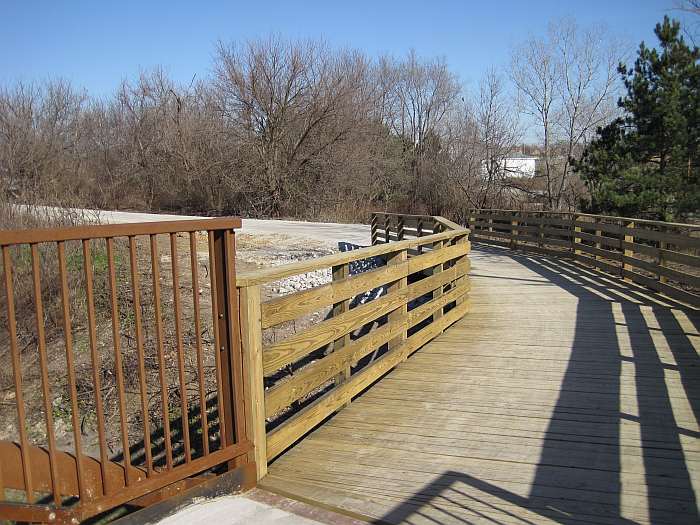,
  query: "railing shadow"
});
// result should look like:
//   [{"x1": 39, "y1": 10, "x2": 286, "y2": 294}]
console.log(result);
[{"x1": 375, "y1": 244, "x2": 699, "y2": 524}]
